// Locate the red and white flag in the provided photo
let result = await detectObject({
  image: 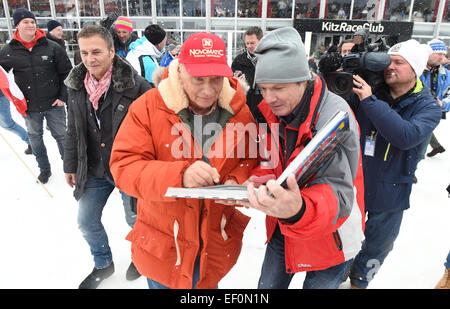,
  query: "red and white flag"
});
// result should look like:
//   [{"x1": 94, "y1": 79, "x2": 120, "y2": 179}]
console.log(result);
[{"x1": 0, "y1": 65, "x2": 27, "y2": 116}]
